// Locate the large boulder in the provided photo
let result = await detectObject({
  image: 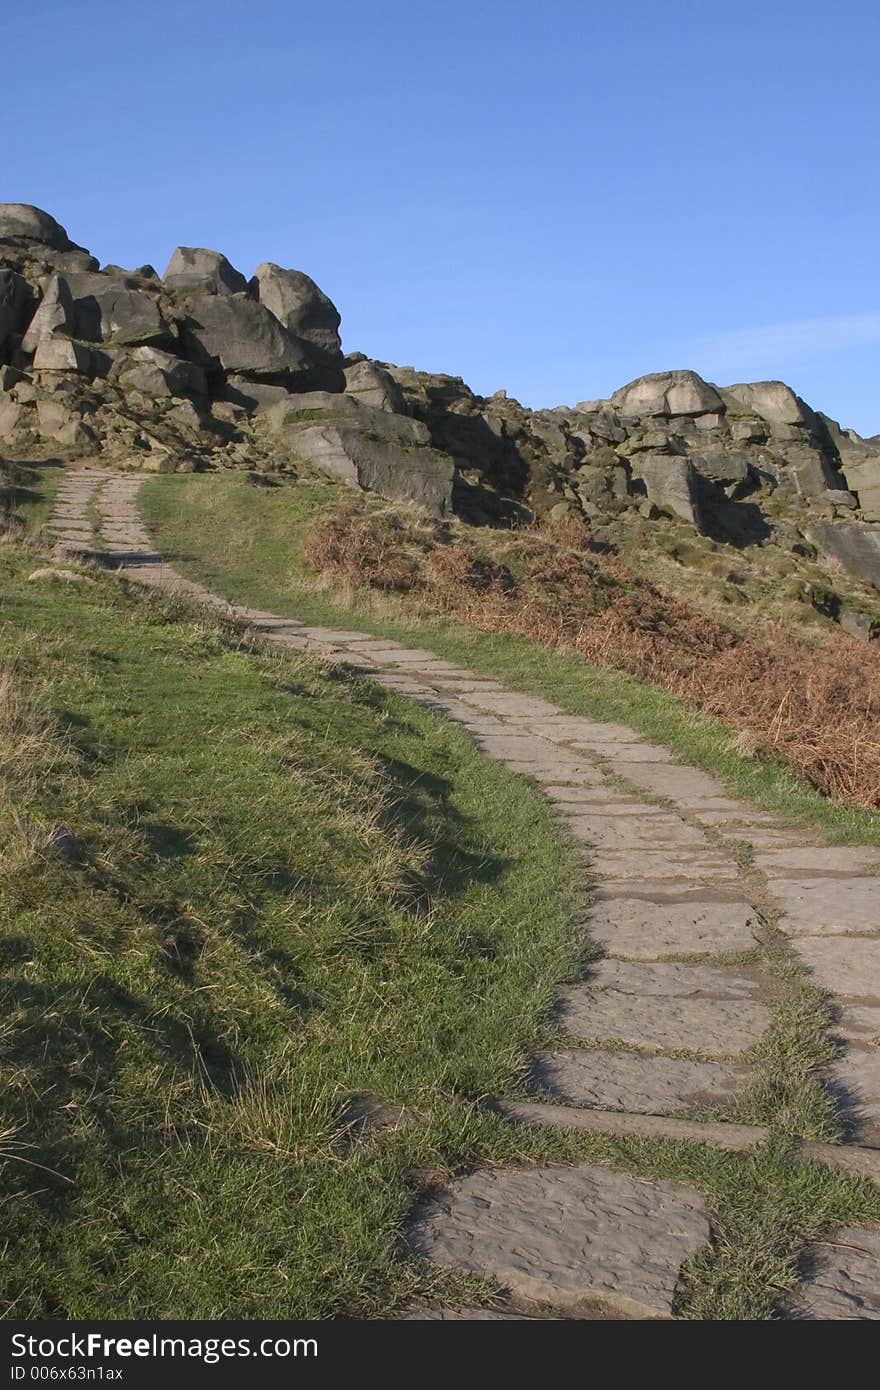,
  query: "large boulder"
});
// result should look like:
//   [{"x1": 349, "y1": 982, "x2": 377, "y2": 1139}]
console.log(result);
[
  {"x1": 611, "y1": 370, "x2": 723, "y2": 419},
  {"x1": 163, "y1": 247, "x2": 248, "y2": 296},
  {"x1": 839, "y1": 455, "x2": 880, "y2": 522},
  {"x1": 178, "y1": 293, "x2": 338, "y2": 388},
  {"x1": 722, "y1": 380, "x2": 812, "y2": 428},
  {"x1": 118, "y1": 346, "x2": 207, "y2": 397},
  {"x1": 251, "y1": 263, "x2": 341, "y2": 361},
  {"x1": 343, "y1": 358, "x2": 406, "y2": 413},
  {"x1": 291, "y1": 424, "x2": 453, "y2": 514},
  {"x1": 64, "y1": 271, "x2": 169, "y2": 347},
  {"x1": 0, "y1": 204, "x2": 74, "y2": 251},
  {"x1": 630, "y1": 453, "x2": 702, "y2": 527},
  {"x1": 266, "y1": 393, "x2": 453, "y2": 514},
  {"x1": 808, "y1": 524, "x2": 880, "y2": 591}
]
